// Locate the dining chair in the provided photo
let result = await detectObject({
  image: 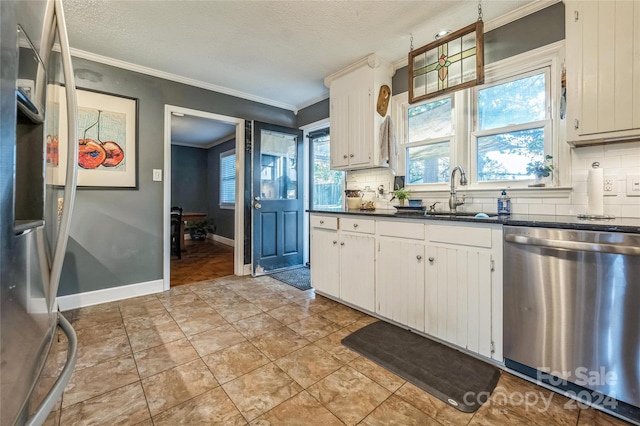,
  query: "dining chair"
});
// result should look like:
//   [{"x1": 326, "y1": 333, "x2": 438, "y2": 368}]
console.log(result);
[{"x1": 170, "y1": 206, "x2": 183, "y2": 259}]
